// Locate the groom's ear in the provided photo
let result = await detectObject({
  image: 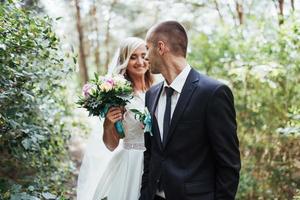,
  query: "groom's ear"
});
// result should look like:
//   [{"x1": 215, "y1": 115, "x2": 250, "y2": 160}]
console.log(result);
[{"x1": 157, "y1": 41, "x2": 168, "y2": 56}]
